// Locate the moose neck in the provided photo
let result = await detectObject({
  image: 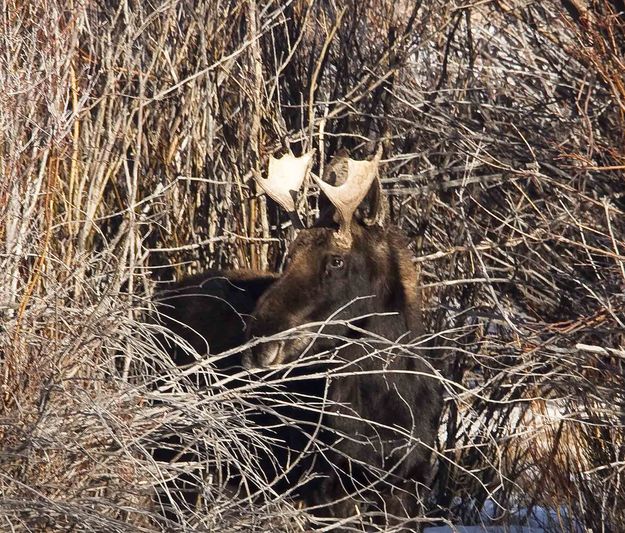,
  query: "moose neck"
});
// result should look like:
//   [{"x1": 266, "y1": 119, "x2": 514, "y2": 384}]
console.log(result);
[{"x1": 346, "y1": 225, "x2": 419, "y2": 342}]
